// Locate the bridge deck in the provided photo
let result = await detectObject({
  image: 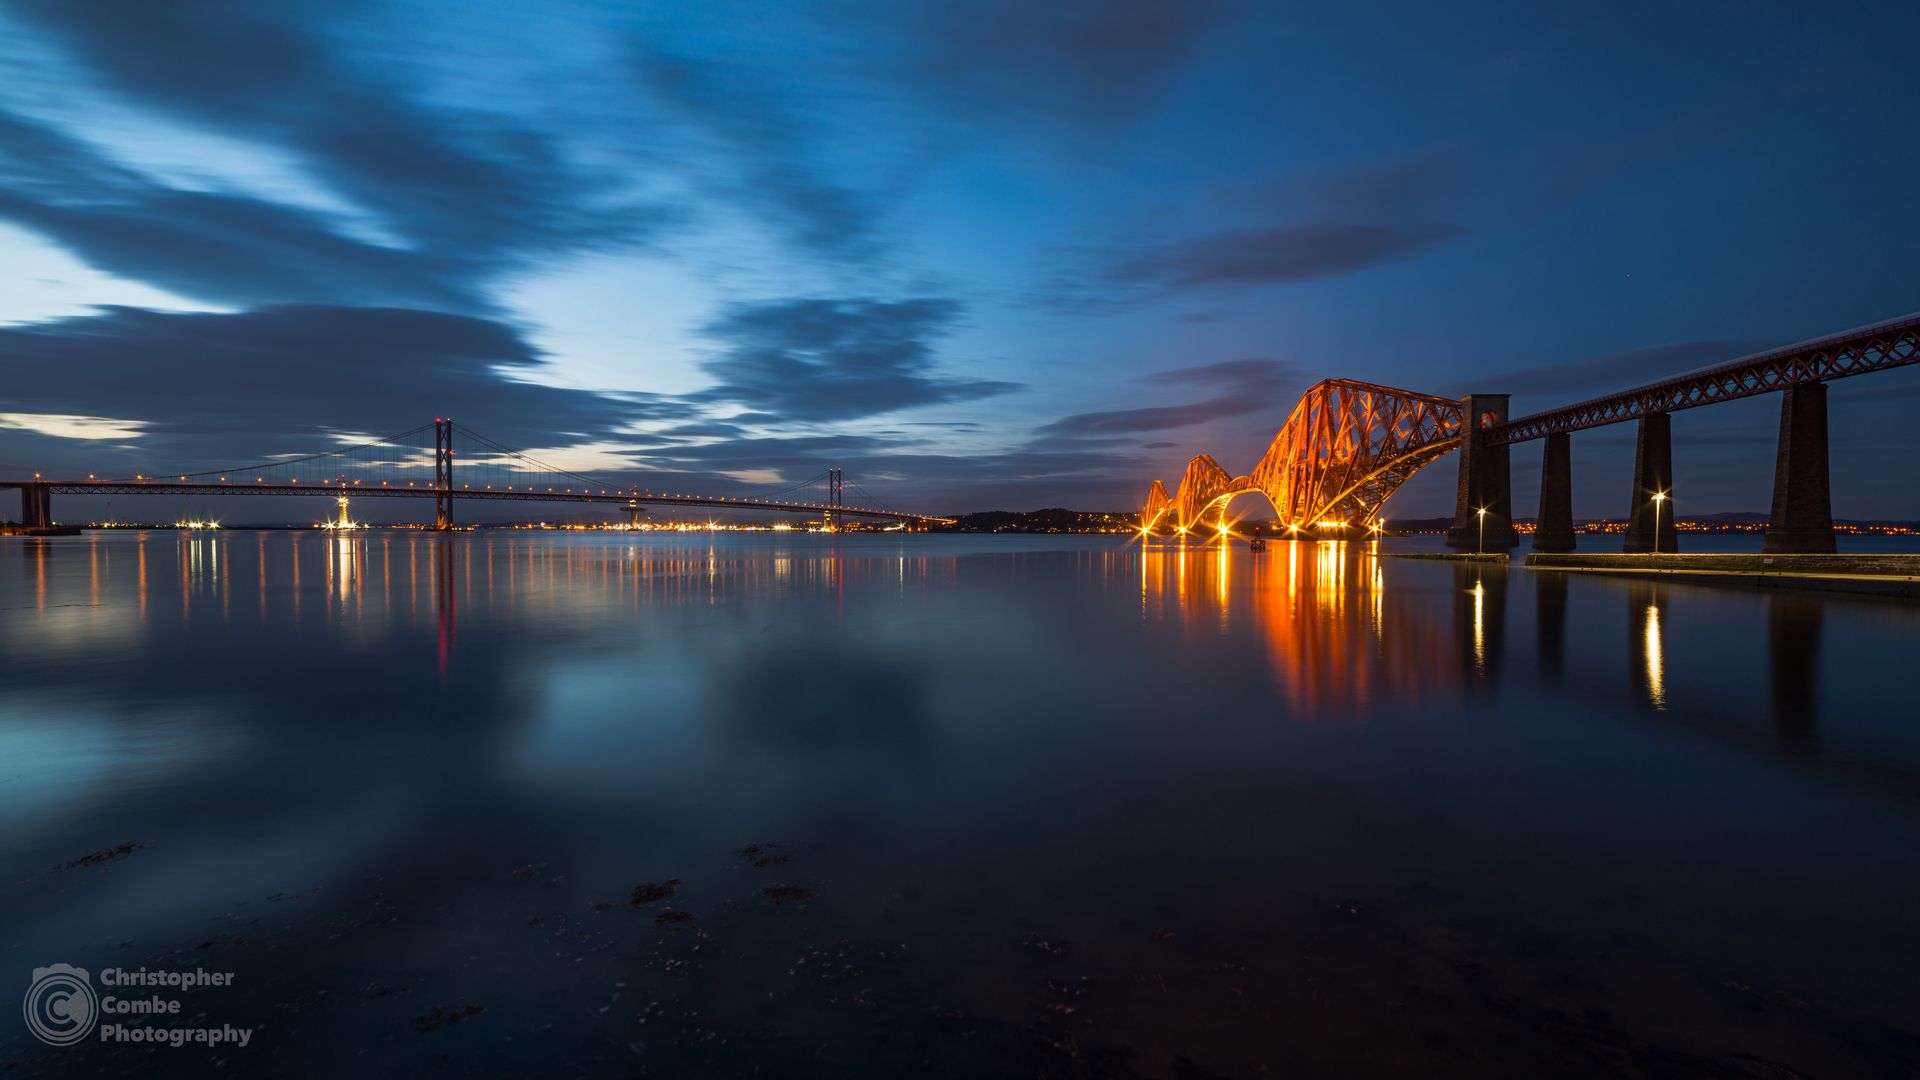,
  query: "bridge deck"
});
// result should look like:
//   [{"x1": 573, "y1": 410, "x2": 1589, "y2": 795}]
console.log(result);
[
  {"x1": 0, "y1": 481, "x2": 945, "y2": 524},
  {"x1": 1489, "y1": 311, "x2": 1920, "y2": 444}
]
